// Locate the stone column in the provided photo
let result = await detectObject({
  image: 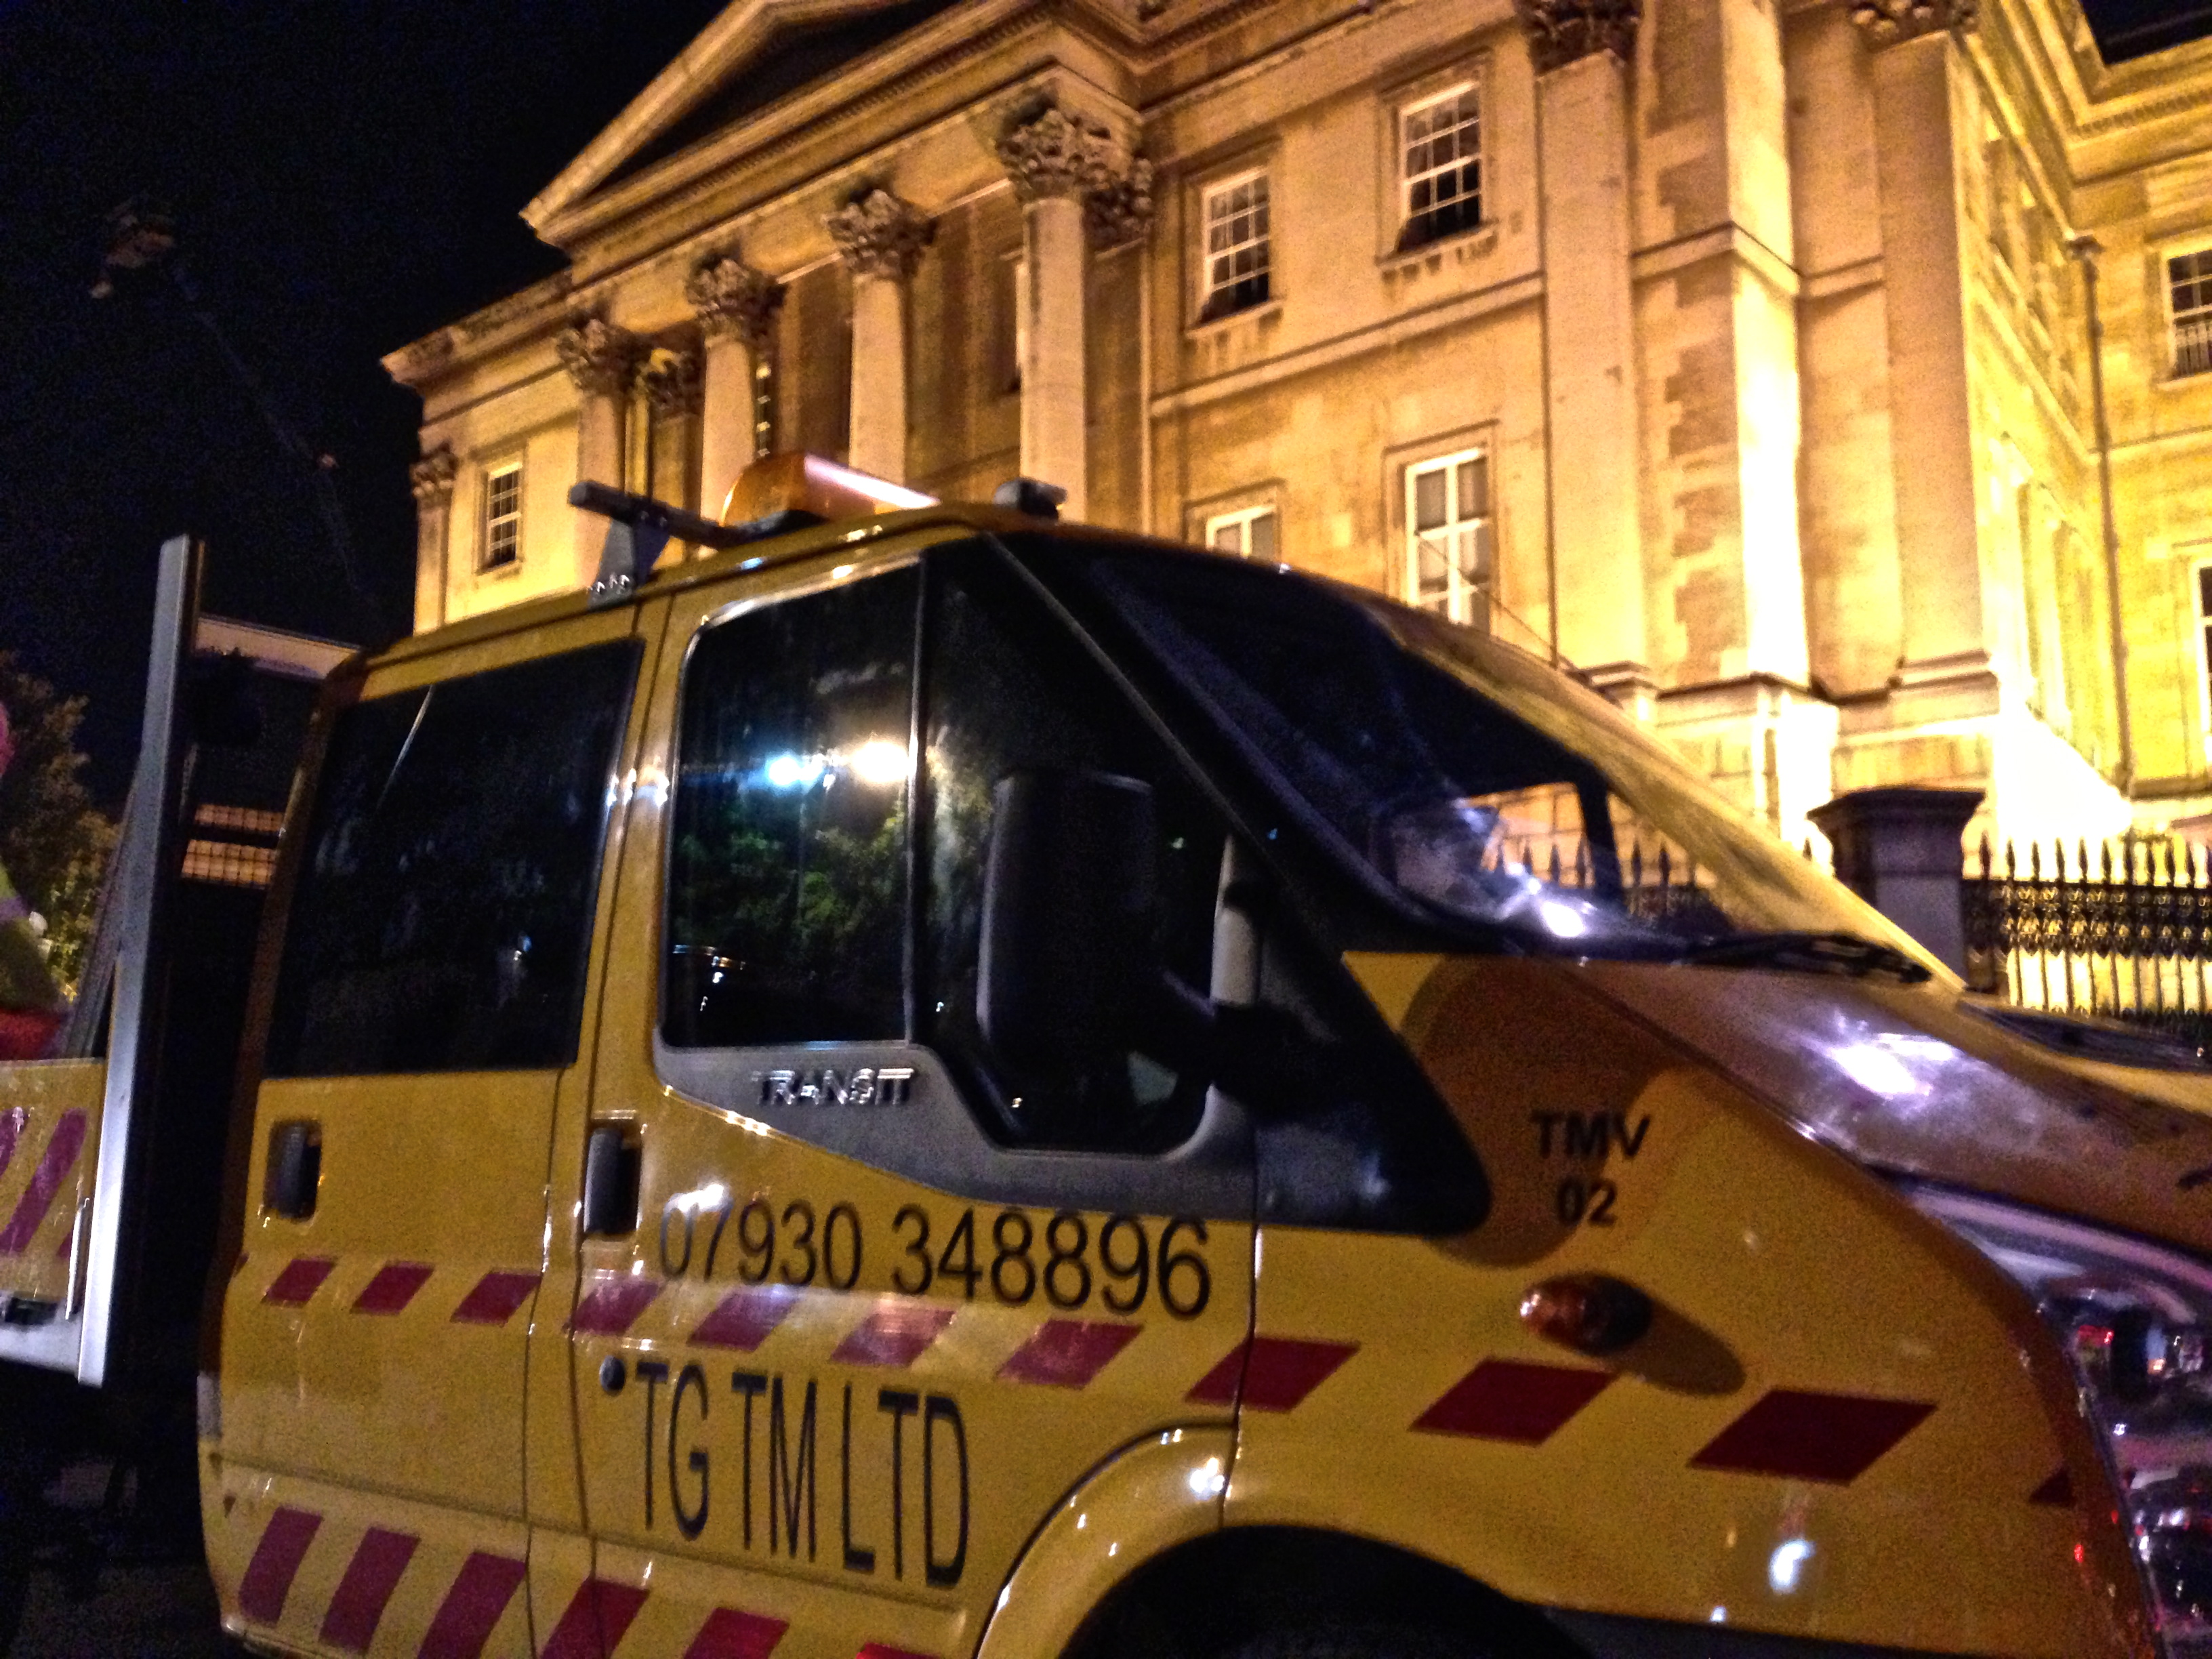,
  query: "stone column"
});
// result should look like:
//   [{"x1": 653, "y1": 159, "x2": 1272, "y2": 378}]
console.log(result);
[
  {"x1": 1519, "y1": 0, "x2": 1647, "y2": 701},
  {"x1": 555, "y1": 313, "x2": 642, "y2": 586},
  {"x1": 825, "y1": 189, "x2": 931, "y2": 483},
  {"x1": 408, "y1": 446, "x2": 457, "y2": 634},
  {"x1": 996, "y1": 106, "x2": 1147, "y2": 523},
  {"x1": 685, "y1": 253, "x2": 784, "y2": 520},
  {"x1": 638, "y1": 347, "x2": 703, "y2": 555},
  {"x1": 1857, "y1": 0, "x2": 1991, "y2": 721}
]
